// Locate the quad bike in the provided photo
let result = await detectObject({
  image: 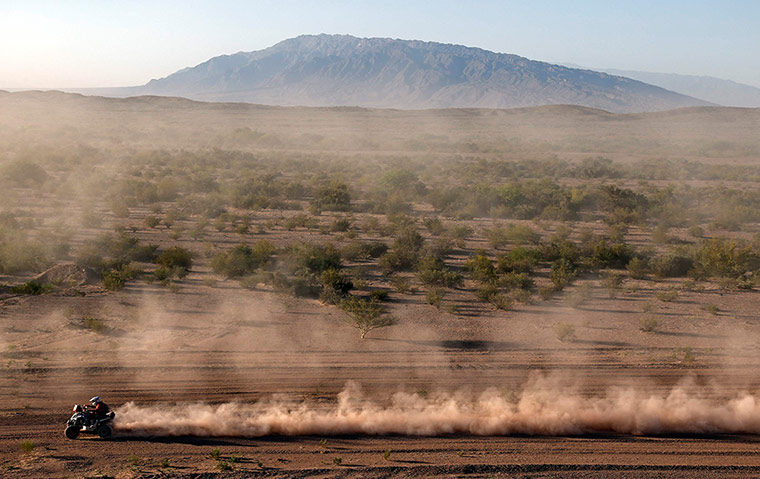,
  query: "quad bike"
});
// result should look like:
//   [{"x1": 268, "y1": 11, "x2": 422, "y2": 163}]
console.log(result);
[{"x1": 64, "y1": 404, "x2": 115, "y2": 439}]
